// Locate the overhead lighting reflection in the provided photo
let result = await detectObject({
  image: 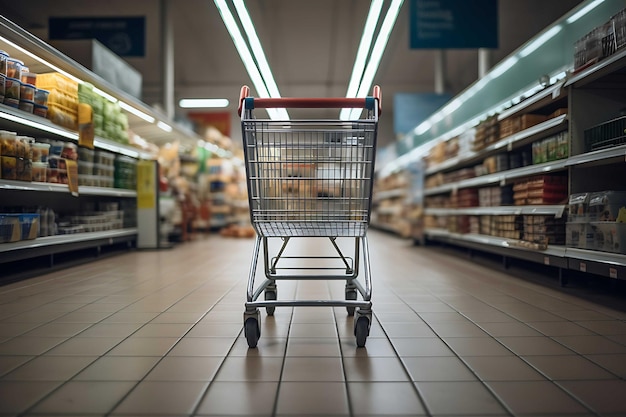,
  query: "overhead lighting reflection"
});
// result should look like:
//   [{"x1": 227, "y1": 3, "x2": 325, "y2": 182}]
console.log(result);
[
  {"x1": 567, "y1": 0, "x2": 605, "y2": 23},
  {"x1": 179, "y1": 98, "x2": 230, "y2": 108}
]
